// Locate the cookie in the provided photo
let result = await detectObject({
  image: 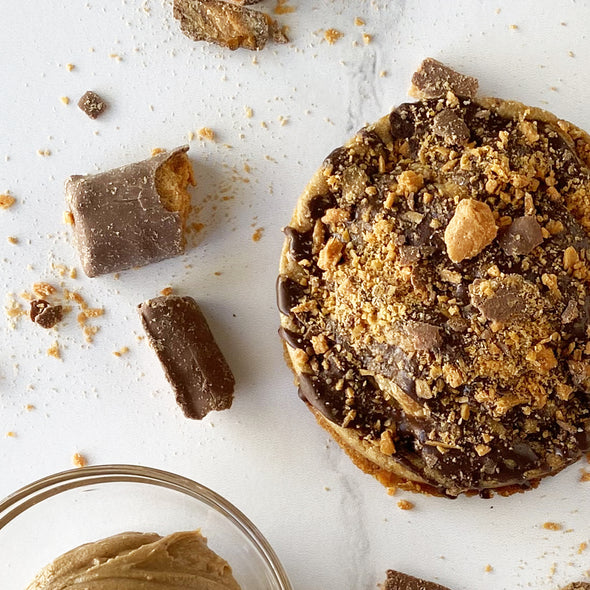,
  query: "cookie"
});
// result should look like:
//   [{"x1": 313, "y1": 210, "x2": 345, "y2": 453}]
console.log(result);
[{"x1": 278, "y1": 59, "x2": 590, "y2": 497}]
